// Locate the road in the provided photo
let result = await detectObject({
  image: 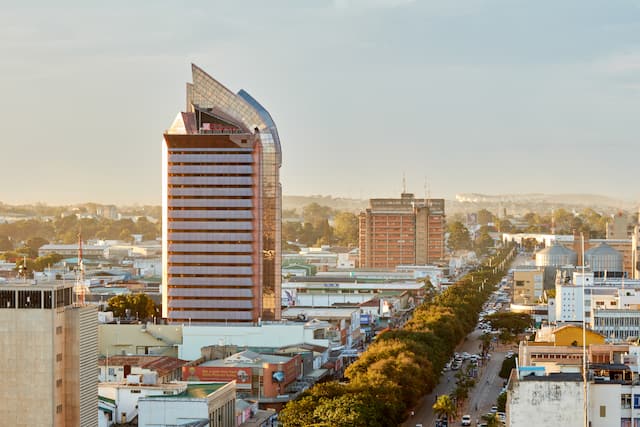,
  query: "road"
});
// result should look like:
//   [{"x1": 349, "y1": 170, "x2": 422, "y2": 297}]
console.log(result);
[
  {"x1": 403, "y1": 329, "x2": 511, "y2": 427},
  {"x1": 404, "y1": 253, "x2": 528, "y2": 427}
]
